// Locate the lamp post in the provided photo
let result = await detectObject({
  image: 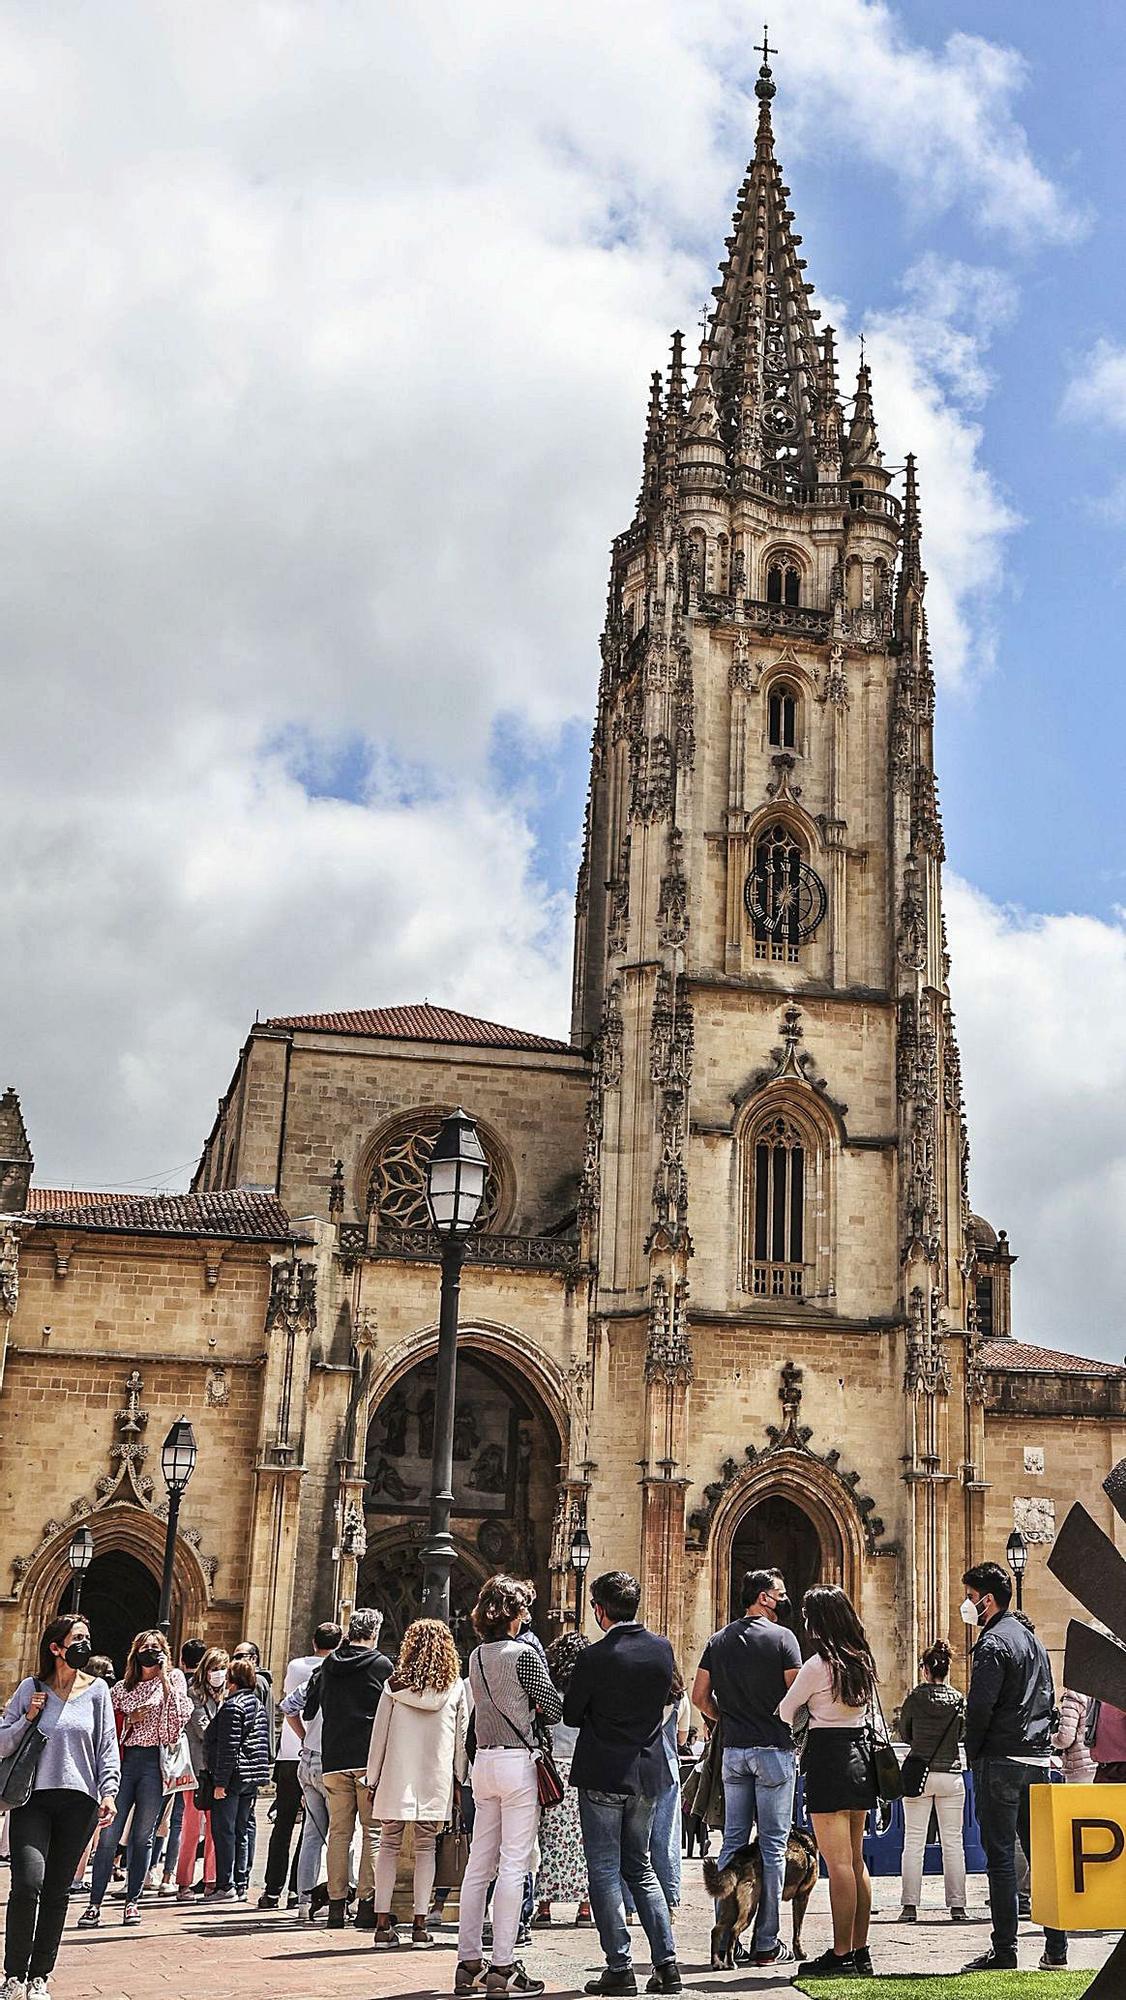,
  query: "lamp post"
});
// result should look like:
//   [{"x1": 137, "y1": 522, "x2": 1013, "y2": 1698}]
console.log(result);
[
  {"x1": 157, "y1": 1417, "x2": 197, "y2": 1629},
  {"x1": 67, "y1": 1526, "x2": 94, "y2": 1611},
  {"x1": 420, "y1": 1109, "x2": 487, "y2": 1623},
  {"x1": 569, "y1": 1522, "x2": 592, "y2": 1629},
  {"x1": 1006, "y1": 1528, "x2": 1028, "y2": 1614}
]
